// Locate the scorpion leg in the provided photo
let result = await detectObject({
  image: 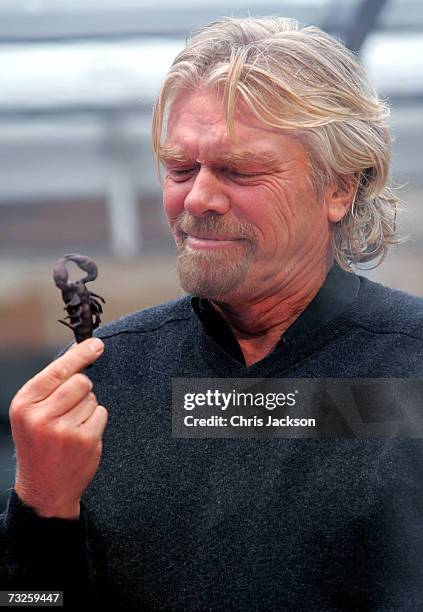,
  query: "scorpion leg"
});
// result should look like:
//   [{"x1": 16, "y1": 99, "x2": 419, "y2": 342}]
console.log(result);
[
  {"x1": 90, "y1": 302, "x2": 102, "y2": 324},
  {"x1": 90, "y1": 299, "x2": 103, "y2": 314},
  {"x1": 63, "y1": 314, "x2": 82, "y2": 323},
  {"x1": 58, "y1": 319, "x2": 81, "y2": 330},
  {"x1": 89, "y1": 291, "x2": 106, "y2": 303},
  {"x1": 61, "y1": 310, "x2": 83, "y2": 323},
  {"x1": 91, "y1": 312, "x2": 101, "y2": 329}
]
